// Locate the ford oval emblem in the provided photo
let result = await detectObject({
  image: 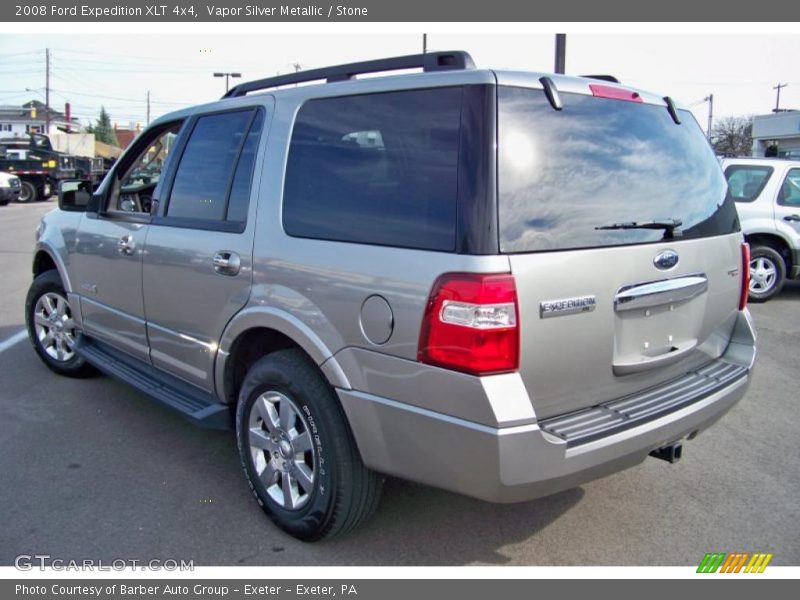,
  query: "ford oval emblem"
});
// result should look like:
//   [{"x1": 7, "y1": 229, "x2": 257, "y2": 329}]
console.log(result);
[{"x1": 654, "y1": 249, "x2": 679, "y2": 270}]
